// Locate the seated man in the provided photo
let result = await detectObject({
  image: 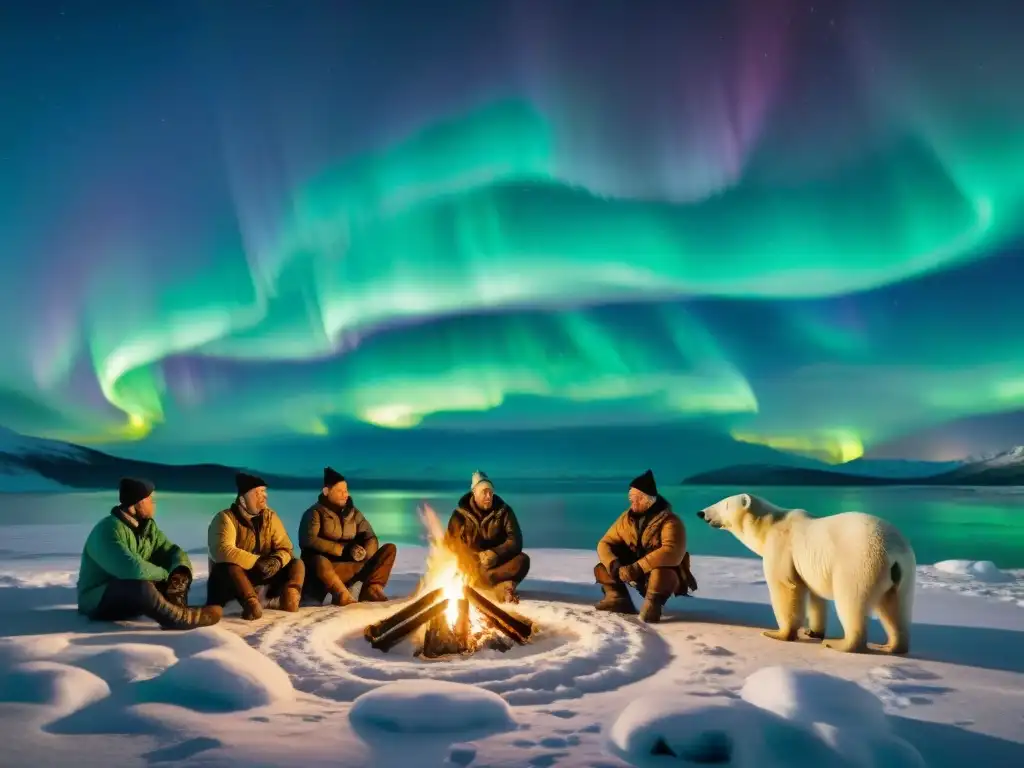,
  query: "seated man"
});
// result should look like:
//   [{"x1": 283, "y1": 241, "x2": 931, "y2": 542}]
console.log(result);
[
  {"x1": 205, "y1": 472, "x2": 305, "y2": 620},
  {"x1": 595, "y1": 469, "x2": 698, "y2": 624},
  {"x1": 299, "y1": 466, "x2": 396, "y2": 605},
  {"x1": 77, "y1": 477, "x2": 221, "y2": 630},
  {"x1": 446, "y1": 470, "x2": 530, "y2": 603}
]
